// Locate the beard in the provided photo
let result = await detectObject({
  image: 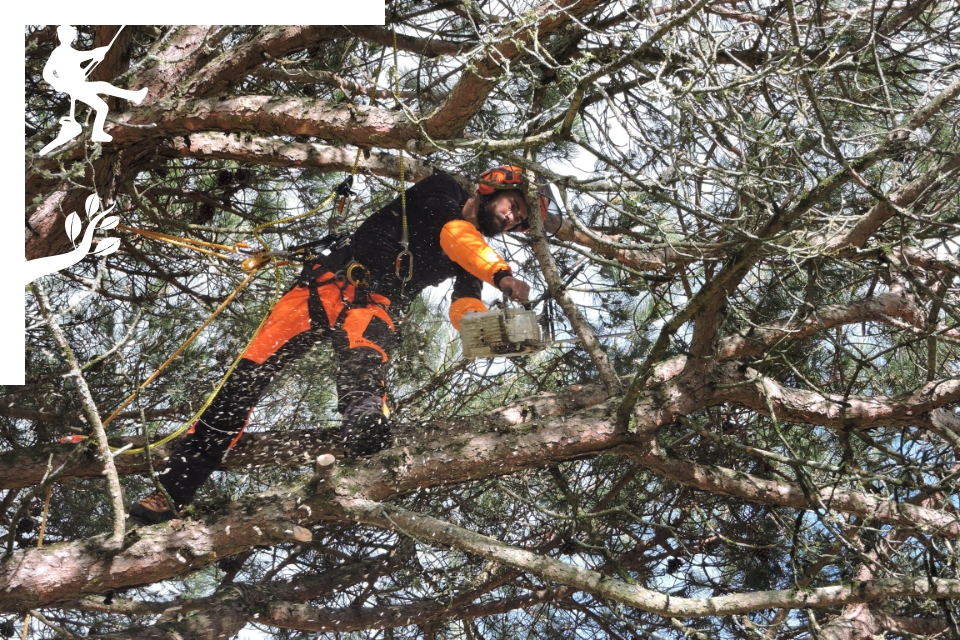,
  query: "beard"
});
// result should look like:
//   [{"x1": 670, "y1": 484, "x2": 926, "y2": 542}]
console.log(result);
[{"x1": 475, "y1": 195, "x2": 504, "y2": 237}]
